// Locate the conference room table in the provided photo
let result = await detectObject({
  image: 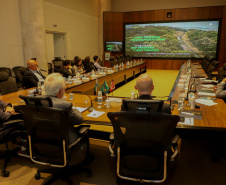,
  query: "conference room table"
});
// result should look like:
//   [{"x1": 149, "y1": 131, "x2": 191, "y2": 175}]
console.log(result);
[
  {"x1": 1, "y1": 61, "x2": 226, "y2": 140},
  {"x1": 65, "y1": 62, "x2": 147, "y2": 94}
]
